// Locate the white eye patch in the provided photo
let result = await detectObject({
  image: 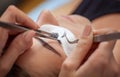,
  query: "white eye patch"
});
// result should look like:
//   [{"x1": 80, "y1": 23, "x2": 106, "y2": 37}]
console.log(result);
[{"x1": 38, "y1": 24, "x2": 77, "y2": 56}]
